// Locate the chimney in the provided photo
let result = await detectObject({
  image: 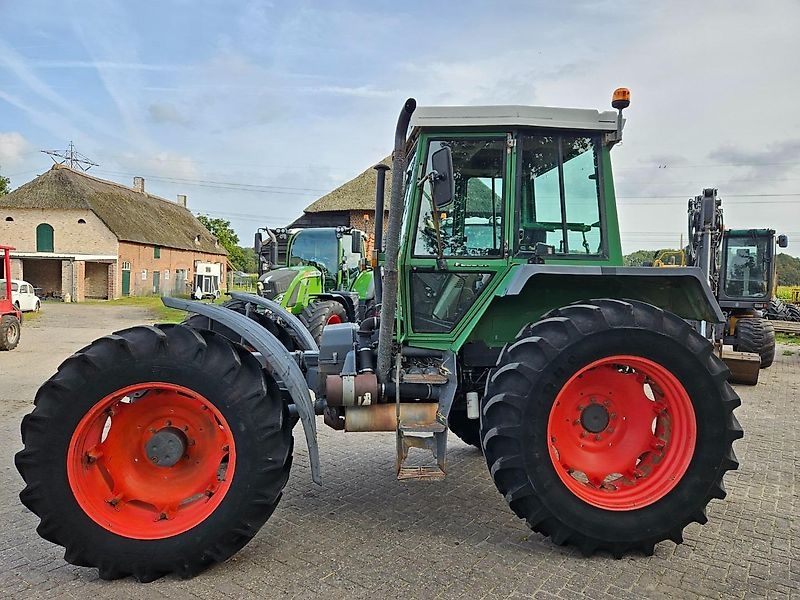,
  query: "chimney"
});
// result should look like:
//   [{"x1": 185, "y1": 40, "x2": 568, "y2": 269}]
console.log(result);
[
  {"x1": 177, "y1": 194, "x2": 187, "y2": 208},
  {"x1": 133, "y1": 176, "x2": 145, "y2": 192}
]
